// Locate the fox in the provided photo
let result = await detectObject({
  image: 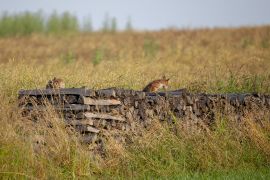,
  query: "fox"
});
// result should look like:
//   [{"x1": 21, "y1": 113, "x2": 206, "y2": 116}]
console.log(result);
[
  {"x1": 143, "y1": 76, "x2": 170, "y2": 92},
  {"x1": 46, "y1": 77, "x2": 65, "y2": 89}
]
